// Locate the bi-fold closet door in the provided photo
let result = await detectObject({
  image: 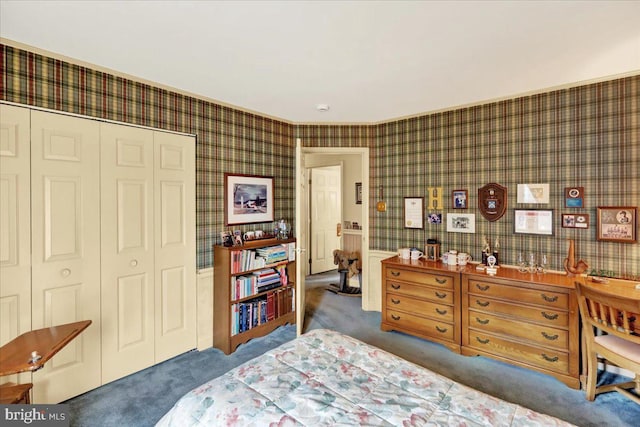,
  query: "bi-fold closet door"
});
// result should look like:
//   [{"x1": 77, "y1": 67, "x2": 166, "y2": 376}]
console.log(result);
[
  {"x1": 0, "y1": 103, "x2": 196, "y2": 403},
  {"x1": 0, "y1": 104, "x2": 32, "y2": 390},
  {"x1": 100, "y1": 123, "x2": 197, "y2": 384}
]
